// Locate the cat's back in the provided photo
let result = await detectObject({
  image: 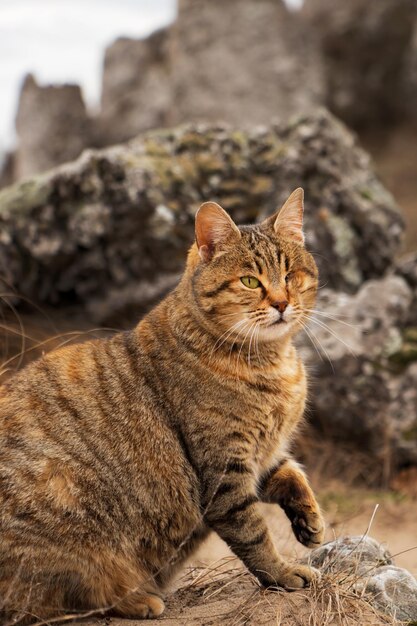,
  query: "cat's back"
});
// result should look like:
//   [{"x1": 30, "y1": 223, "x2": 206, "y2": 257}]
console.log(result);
[
  {"x1": 0, "y1": 330, "x2": 199, "y2": 543},
  {"x1": 0, "y1": 330, "x2": 159, "y2": 430}
]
